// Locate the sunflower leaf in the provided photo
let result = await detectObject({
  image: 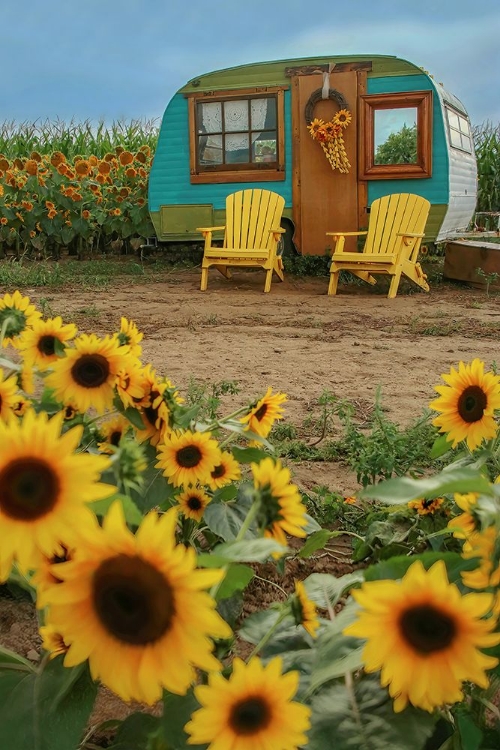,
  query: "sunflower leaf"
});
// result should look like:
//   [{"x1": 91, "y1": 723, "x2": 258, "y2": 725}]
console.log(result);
[
  {"x1": 89, "y1": 493, "x2": 143, "y2": 526},
  {"x1": 429, "y1": 433, "x2": 453, "y2": 459},
  {"x1": 108, "y1": 712, "x2": 160, "y2": 749},
  {"x1": 121, "y1": 405, "x2": 147, "y2": 431},
  {"x1": 231, "y1": 445, "x2": 271, "y2": 463},
  {"x1": 203, "y1": 499, "x2": 252, "y2": 542},
  {"x1": 304, "y1": 572, "x2": 365, "y2": 608},
  {"x1": 0, "y1": 658, "x2": 97, "y2": 750},
  {"x1": 307, "y1": 677, "x2": 437, "y2": 750},
  {"x1": 211, "y1": 538, "x2": 288, "y2": 562},
  {"x1": 363, "y1": 551, "x2": 480, "y2": 584},
  {"x1": 215, "y1": 563, "x2": 254, "y2": 600},
  {"x1": 360, "y1": 467, "x2": 492, "y2": 503}
]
